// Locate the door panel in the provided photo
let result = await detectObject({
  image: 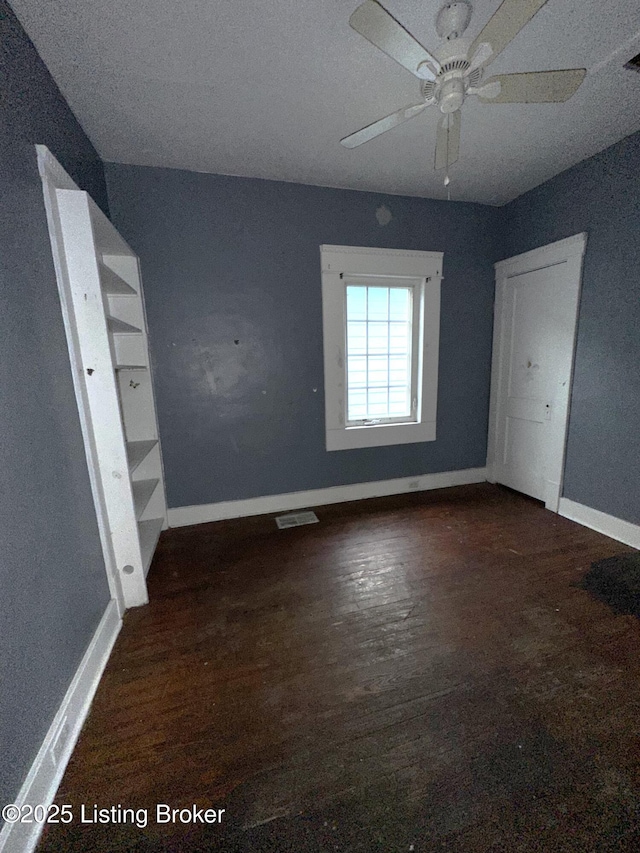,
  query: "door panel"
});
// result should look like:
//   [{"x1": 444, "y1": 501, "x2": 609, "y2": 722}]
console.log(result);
[
  {"x1": 490, "y1": 238, "x2": 586, "y2": 509},
  {"x1": 500, "y1": 266, "x2": 571, "y2": 501}
]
